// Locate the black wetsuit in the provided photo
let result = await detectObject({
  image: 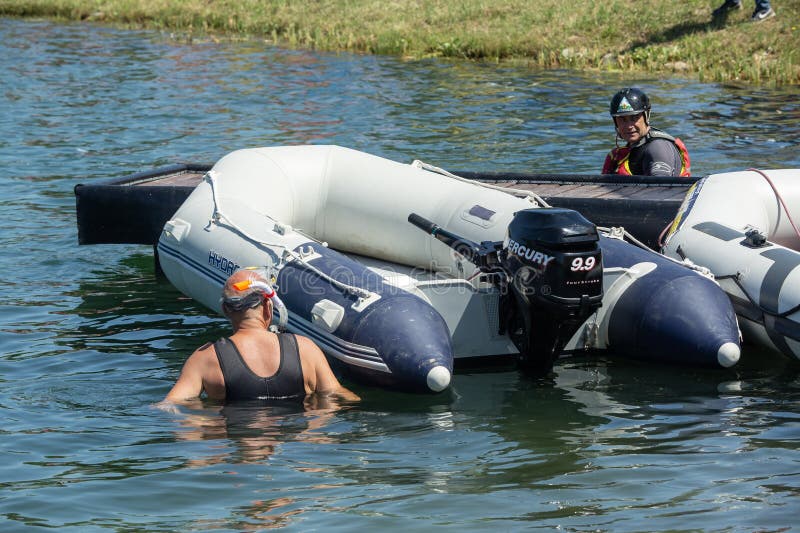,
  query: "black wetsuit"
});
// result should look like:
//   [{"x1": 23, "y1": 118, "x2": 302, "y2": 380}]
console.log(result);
[
  {"x1": 214, "y1": 333, "x2": 305, "y2": 402},
  {"x1": 626, "y1": 130, "x2": 684, "y2": 176}
]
